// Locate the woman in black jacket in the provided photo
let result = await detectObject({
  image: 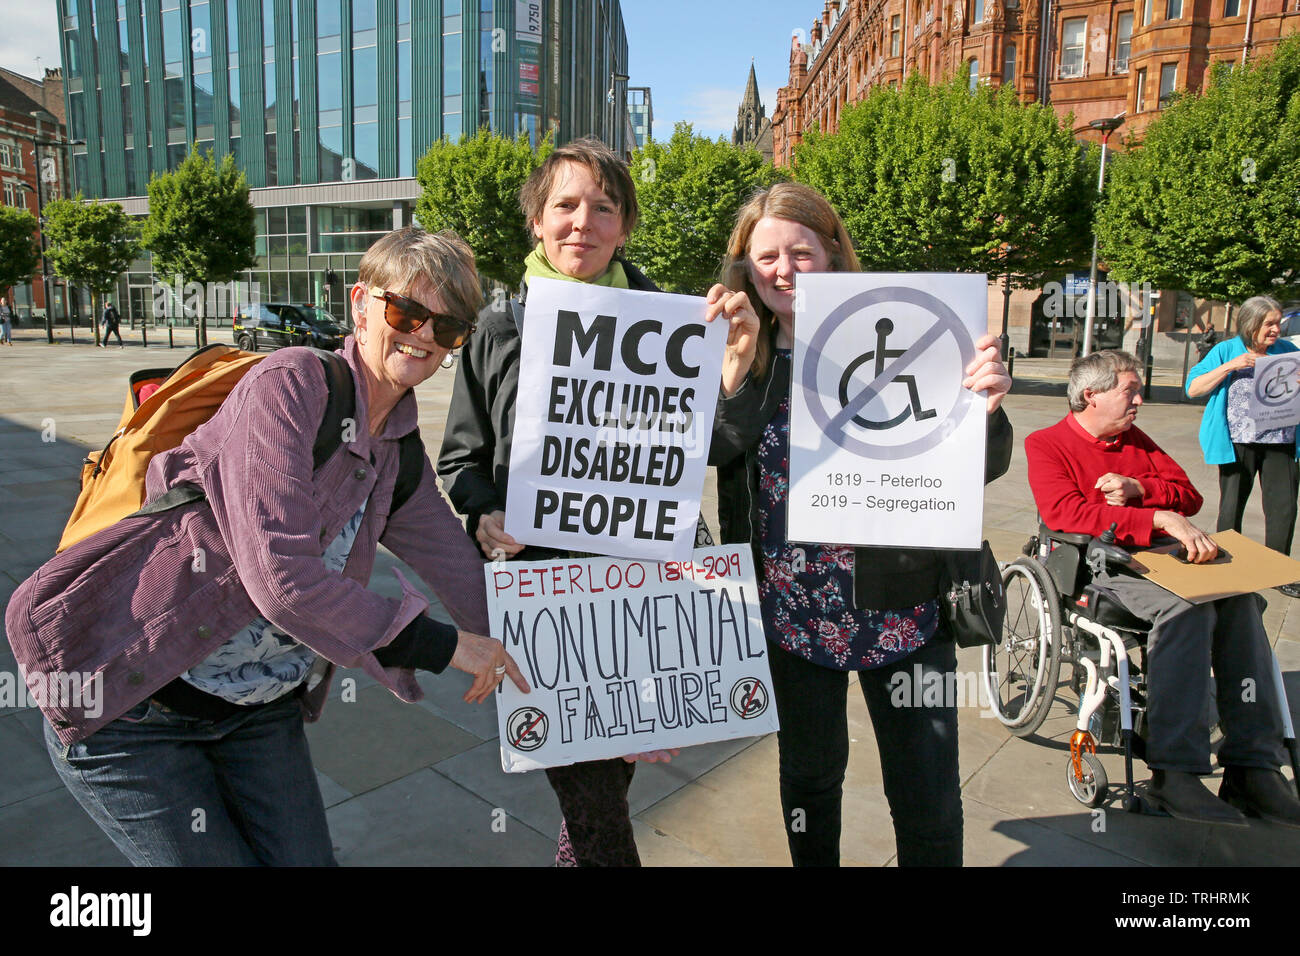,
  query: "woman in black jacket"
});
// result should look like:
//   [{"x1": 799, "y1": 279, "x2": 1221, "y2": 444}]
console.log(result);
[
  {"x1": 705, "y1": 182, "x2": 1012, "y2": 866},
  {"x1": 438, "y1": 138, "x2": 690, "y2": 866}
]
